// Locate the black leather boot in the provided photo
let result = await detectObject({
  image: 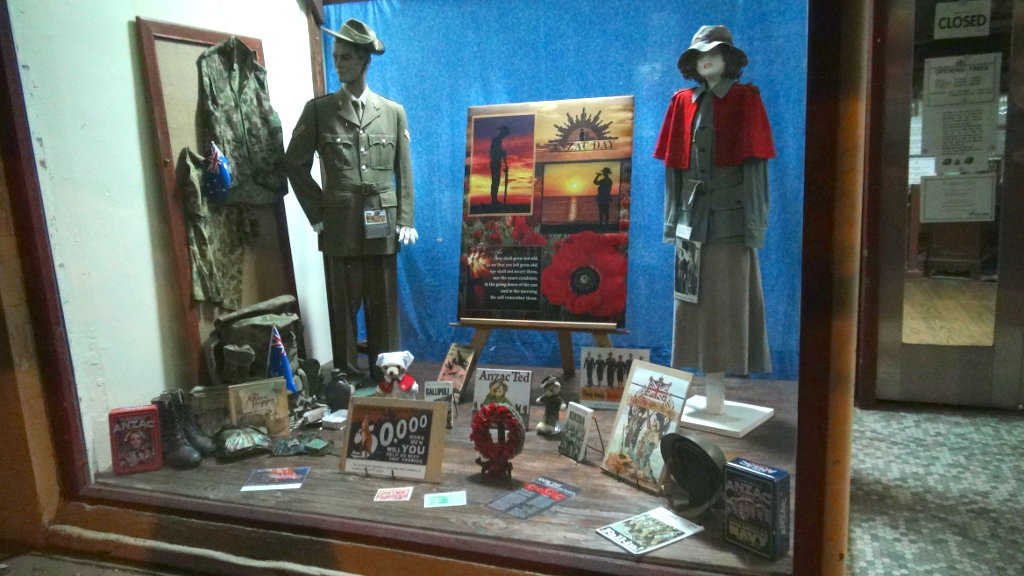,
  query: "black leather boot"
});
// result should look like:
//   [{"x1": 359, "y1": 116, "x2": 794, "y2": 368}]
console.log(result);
[
  {"x1": 165, "y1": 390, "x2": 216, "y2": 456},
  {"x1": 154, "y1": 395, "x2": 202, "y2": 469}
]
